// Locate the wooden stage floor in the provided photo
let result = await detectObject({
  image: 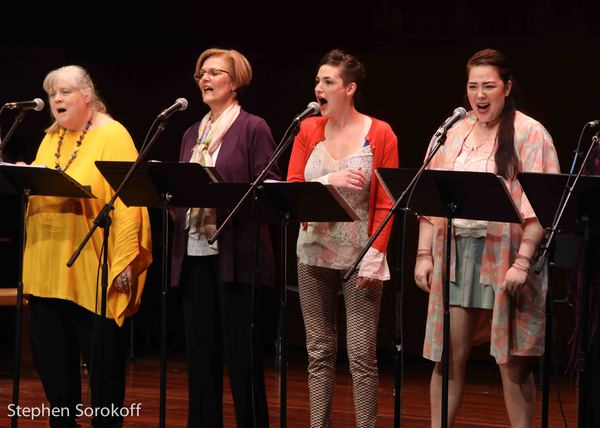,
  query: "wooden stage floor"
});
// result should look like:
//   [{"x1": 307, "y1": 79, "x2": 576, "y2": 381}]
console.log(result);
[{"x1": 0, "y1": 351, "x2": 578, "y2": 427}]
